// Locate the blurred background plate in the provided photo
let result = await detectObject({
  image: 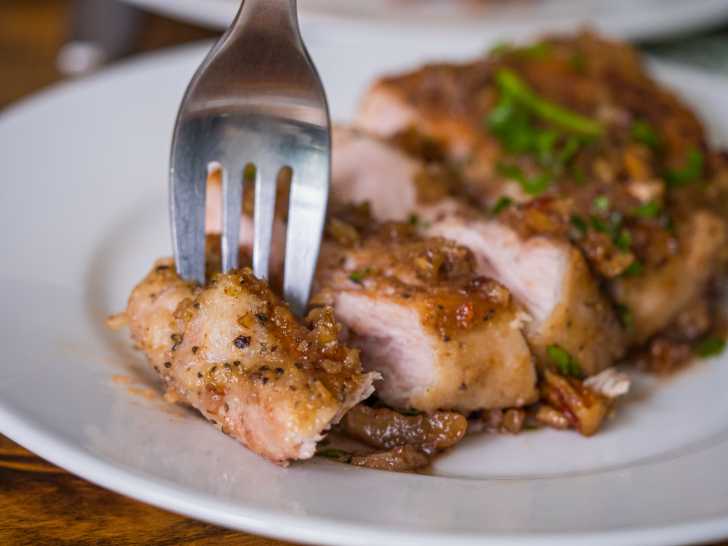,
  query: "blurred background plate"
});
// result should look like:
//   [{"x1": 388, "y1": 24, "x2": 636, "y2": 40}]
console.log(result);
[{"x1": 121, "y1": 0, "x2": 728, "y2": 42}]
